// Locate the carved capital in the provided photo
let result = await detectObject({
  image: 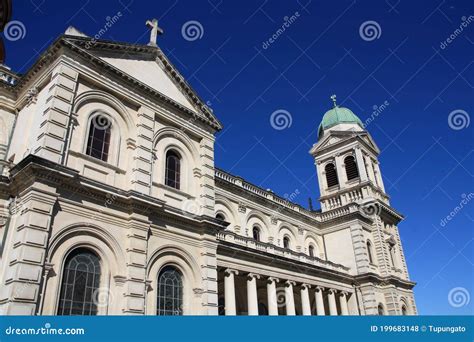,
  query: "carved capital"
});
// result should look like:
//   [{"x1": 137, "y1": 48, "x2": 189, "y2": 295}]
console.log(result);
[
  {"x1": 238, "y1": 202, "x2": 246, "y2": 213},
  {"x1": 247, "y1": 273, "x2": 260, "y2": 281},
  {"x1": 224, "y1": 268, "x2": 239, "y2": 277},
  {"x1": 315, "y1": 285, "x2": 325, "y2": 292},
  {"x1": 267, "y1": 277, "x2": 279, "y2": 284}
]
